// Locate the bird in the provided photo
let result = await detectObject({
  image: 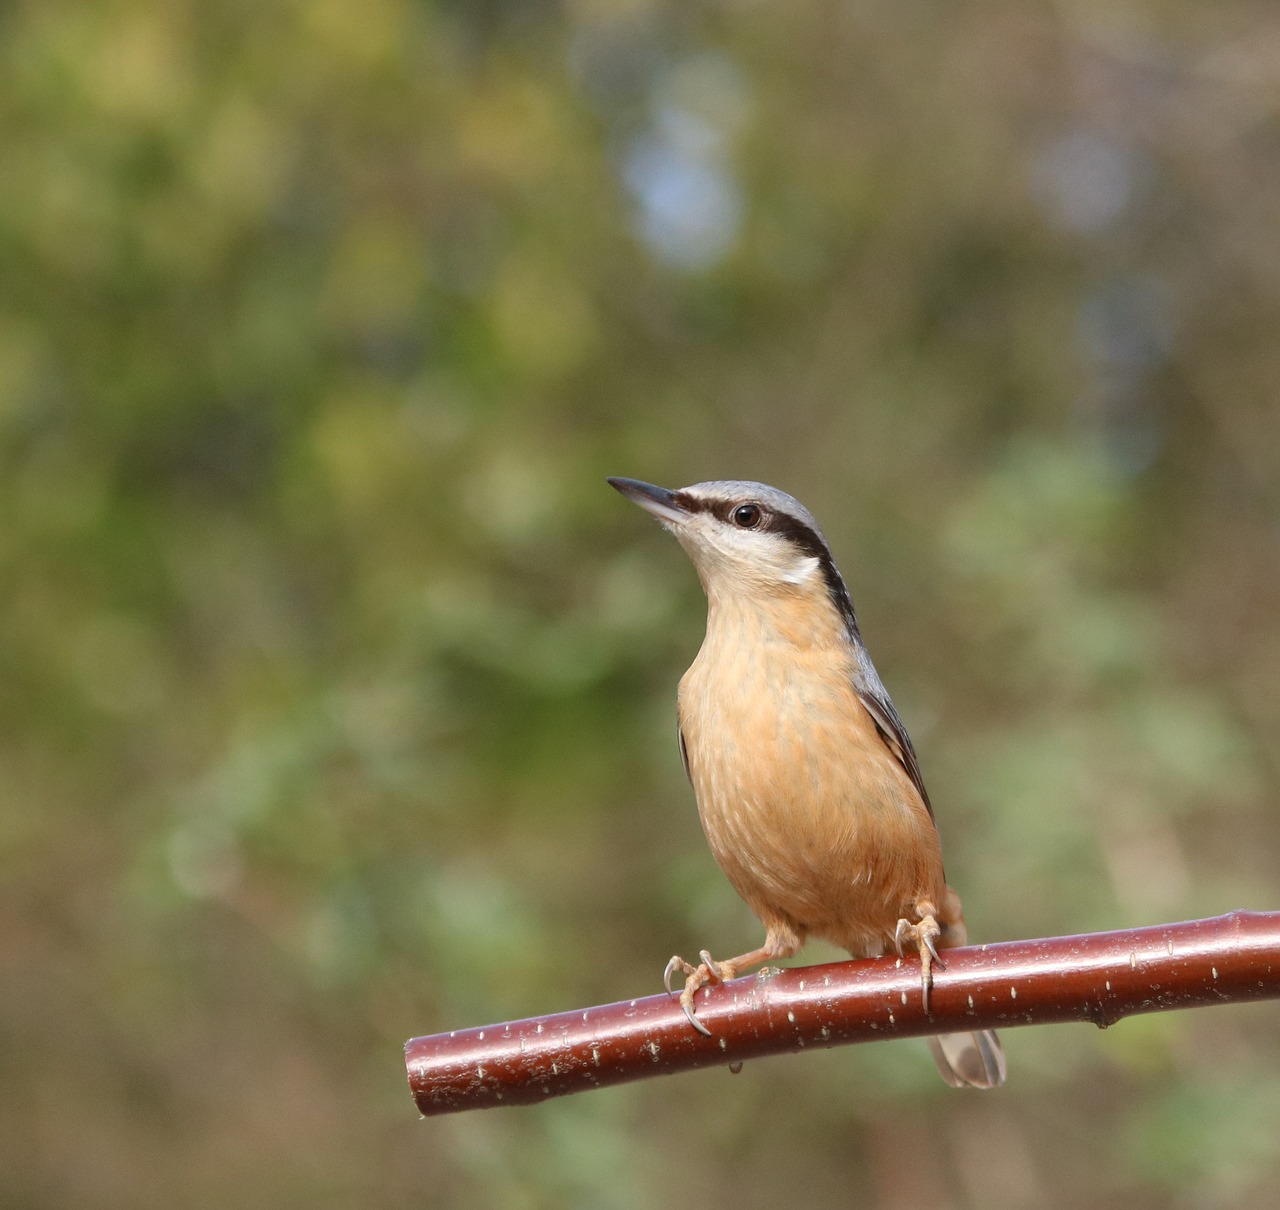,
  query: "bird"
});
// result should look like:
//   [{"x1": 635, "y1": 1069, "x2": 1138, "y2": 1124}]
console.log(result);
[{"x1": 608, "y1": 476, "x2": 1005, "y2": 1089}]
